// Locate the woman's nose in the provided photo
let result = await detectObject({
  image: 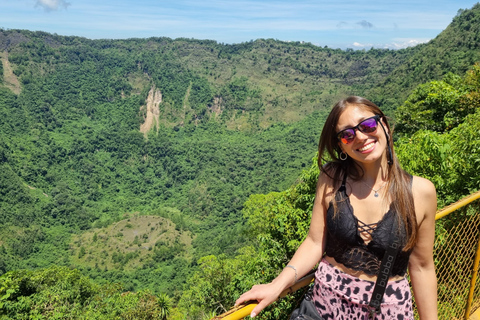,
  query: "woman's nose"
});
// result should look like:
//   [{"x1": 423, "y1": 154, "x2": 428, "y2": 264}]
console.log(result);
[{"x1": 354, "y1": 129, "x2": 369, "y2": 140}]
